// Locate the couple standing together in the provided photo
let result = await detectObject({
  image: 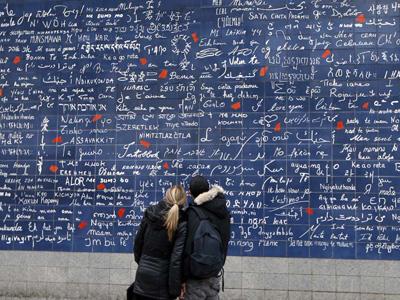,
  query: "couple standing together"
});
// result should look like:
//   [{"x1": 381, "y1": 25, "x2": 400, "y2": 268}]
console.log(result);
[{"x1": 131, "y1": 176, "x2": 231, "y2": 300}]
